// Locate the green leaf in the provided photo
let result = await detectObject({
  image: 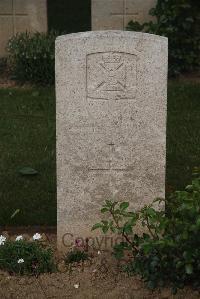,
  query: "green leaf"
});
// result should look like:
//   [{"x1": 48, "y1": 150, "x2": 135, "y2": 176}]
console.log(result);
[
  {"x1": 102, "y1": 226, "x2": 109, "y2": 234},
  {"x1": 183, "y1": 251, "x2": 192, "y2": 260},
  {"x1": 180, "y1": 4, "x2": 191, "y2": 8},
  {"x1": 10, "y1": 209, "x2": 20, "y2": 219},
  {"x1": 186, "y1": 17, "x2": 194, "y2": 23},
  {"x1": 105, "y1": 200, "x2": 112, "y2": 207},
  {"x1": 120, "y1": 202, "x2": 129, "y2": 211},
  {"x1": 31, "y1": 91, "x2": 39, "y2": 97},
  {"x1": 142, "y1": 242, "x2": 152, "y2": 254},
  {"x1": 185, "y1": 264, "x2": 193, "y2": 275},
  {"x1": 101, "y1": 207, "x2": 108, "y2": 213},
  {"x1": 185, "y1": 185, "x2": 193, "y2": 192},
  {"x1": 123, "y1": 223, "x2": 133, "y2": 234},
  {"x1": 196, "y1": 217, "x2": 200, "y2": 227},
  {"x1": 18, "y1": 167, "x2": 38, "y2": 176},
  {"x1": 91, "y1": 223, "x2": 102, "y2": 231},
  {"x1": 110, "y1": 226, "x2": 116, "y2": 233},
  {"x1": 101, "y1": 220, "x2": 108, "y2": 225},
  {"x1": 176, "y1": 261, "x2": 183, "y2": 269},
  {"x1": 113, "y1": 249, "x2": 124, "y2": 260}
]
